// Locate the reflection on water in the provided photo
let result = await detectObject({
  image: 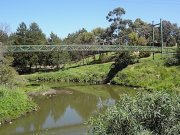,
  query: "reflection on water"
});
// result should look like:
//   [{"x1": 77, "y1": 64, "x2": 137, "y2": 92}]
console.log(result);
[{"x1": 0, "y1": 84, "x2": 137, "y2": 135}]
